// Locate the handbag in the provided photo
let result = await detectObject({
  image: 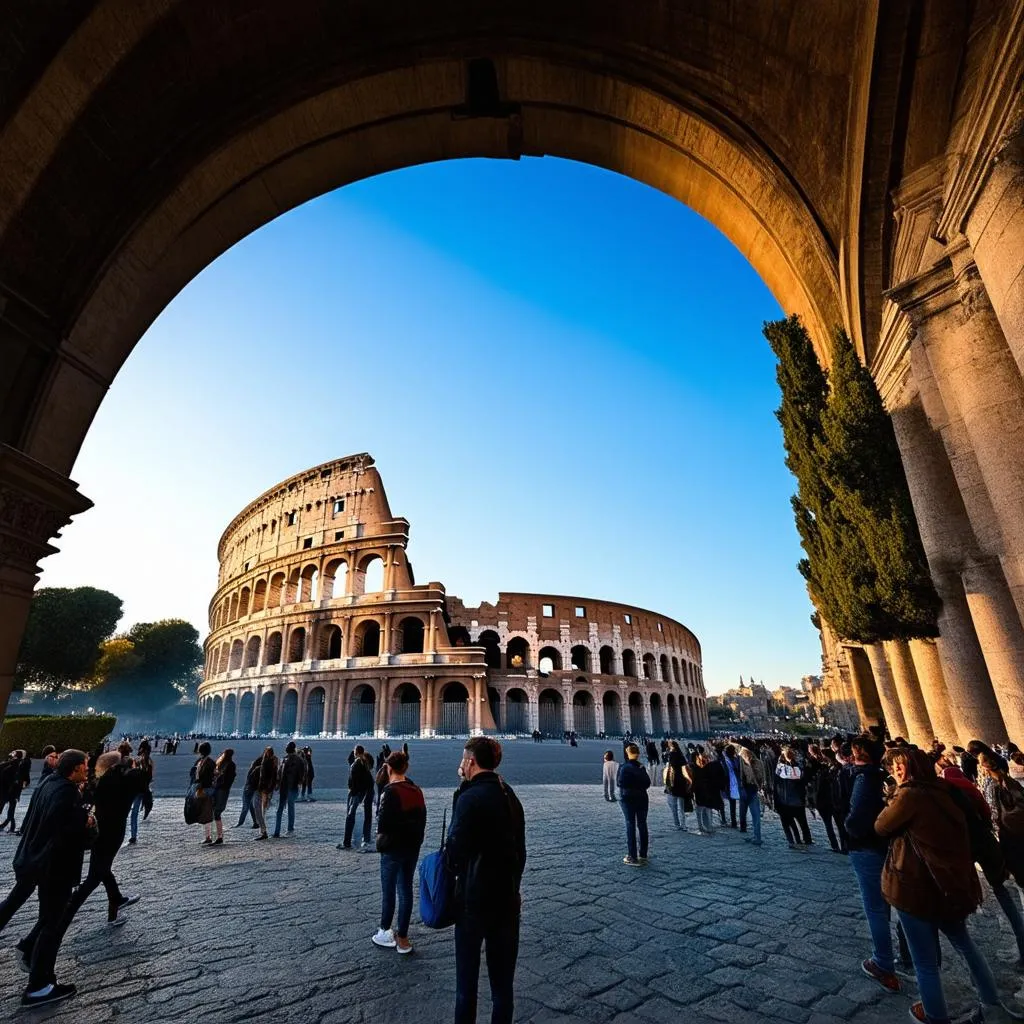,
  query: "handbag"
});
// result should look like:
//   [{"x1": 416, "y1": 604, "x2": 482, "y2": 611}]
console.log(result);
[
  {"x1": 419, "y1": 807, "x2": 456, "y2": 929},
  {"x1": 183, "y1": 783, "x2": 213, "y2": 825}
]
